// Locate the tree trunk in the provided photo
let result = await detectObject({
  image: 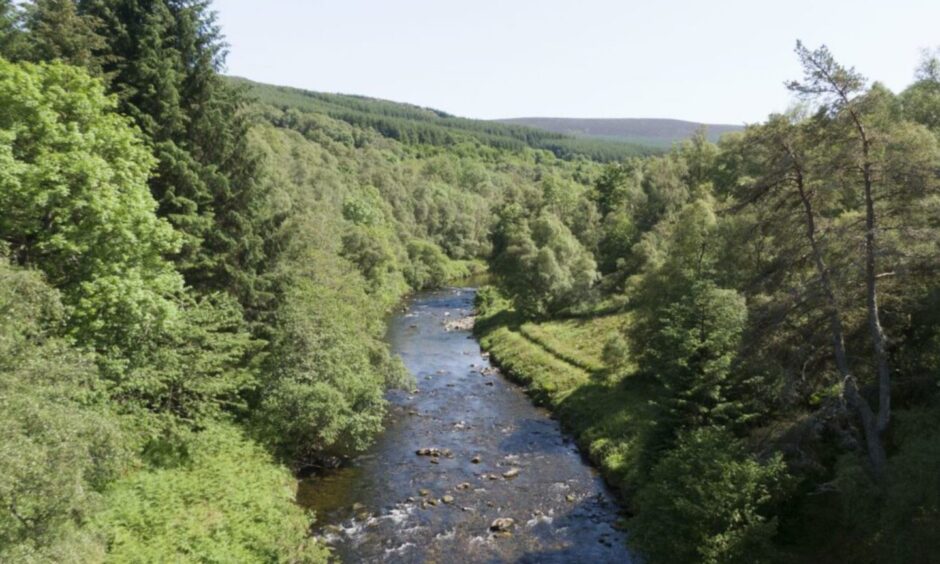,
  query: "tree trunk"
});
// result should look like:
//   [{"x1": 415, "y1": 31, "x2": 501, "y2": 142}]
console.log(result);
[{"x1": 787, "y1": 144, "x2": 887, "y2": 479}]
